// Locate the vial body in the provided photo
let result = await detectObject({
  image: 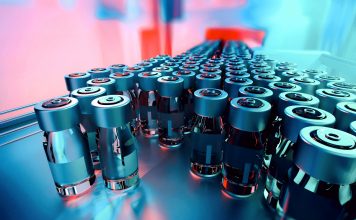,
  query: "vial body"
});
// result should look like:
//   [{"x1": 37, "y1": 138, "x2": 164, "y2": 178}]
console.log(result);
[
  {"x1": 182, "y1": 89, "x2": 195, "y2": 134},
  {"x1": 222, "y1": 126, "x2": 265, "y2": 197},
  {"x1": 97, "y1": 124, "x2": 139, "y2": 190},
  {"x1": 190, "y1": 115, "x2": 225, "y2": 177},
  {"x1": 117, "y1": 89, "x2": 140, "y2": 136},
  {"x1": 139, "y1": 90, "x2": 159, "y2": 137},
  {"x1": 43, "y1": 127, "x2": 95, "y2": 196},
  {"x1": 157, "y1": 96, "x2": 184, "y2": 148}
]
